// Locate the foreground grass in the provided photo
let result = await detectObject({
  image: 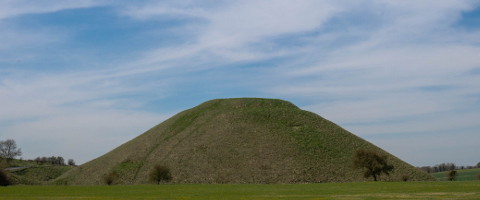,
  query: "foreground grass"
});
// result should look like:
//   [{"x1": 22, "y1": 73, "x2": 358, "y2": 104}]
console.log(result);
[{"x1": 1, "y1": 181, "x2": 479, "y2": 199}]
